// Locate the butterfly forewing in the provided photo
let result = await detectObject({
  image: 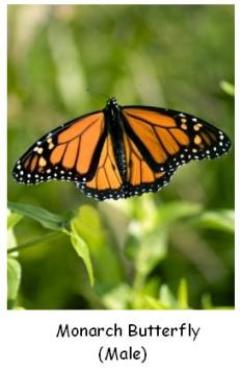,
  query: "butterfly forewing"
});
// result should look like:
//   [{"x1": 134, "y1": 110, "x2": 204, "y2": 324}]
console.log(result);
[
  {"x1": 12, "y1": 111, "x2": 105, "y2": 185},
  {"x1": 122, "y1": 106, "x2": 231, "y2": 172}
]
